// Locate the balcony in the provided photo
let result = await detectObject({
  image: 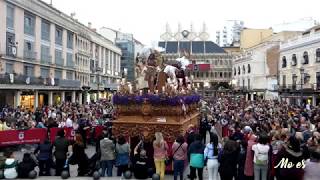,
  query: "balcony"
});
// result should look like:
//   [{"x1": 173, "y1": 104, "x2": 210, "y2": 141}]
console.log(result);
[
  {"x1": 0, "y1": 74, "x2": 59, "y2": 86},
  {"x1": 23, "y1": 51, "x2": 37, "y2": 61},
  {"x1": 59, "y1": 79, "x2": 81, "y2": 88}
]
